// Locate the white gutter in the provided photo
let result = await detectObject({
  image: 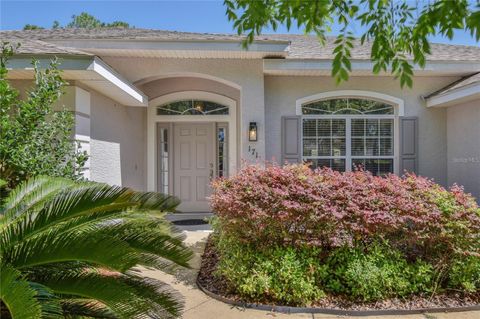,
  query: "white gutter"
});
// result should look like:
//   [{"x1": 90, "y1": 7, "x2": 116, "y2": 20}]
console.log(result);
[
  {"x1": 426, "y1": 82, "x2": 480, "y2": 107},
  {"x1": 88, "y1": 57, "x2": 147, "y2": 106},
  {"x1": 47, "y1": 39, "x2": 290, "y2": 57}
]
